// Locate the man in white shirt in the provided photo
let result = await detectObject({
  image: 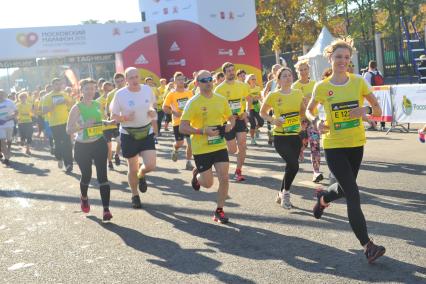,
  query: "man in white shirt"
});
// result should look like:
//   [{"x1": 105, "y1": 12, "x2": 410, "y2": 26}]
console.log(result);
[
  {"x1": 110, "y1": 67, "x2": 158, "y2": 209},
  {"x1": 0, "y1": 90, "x2": 17, "y2": 165}
]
